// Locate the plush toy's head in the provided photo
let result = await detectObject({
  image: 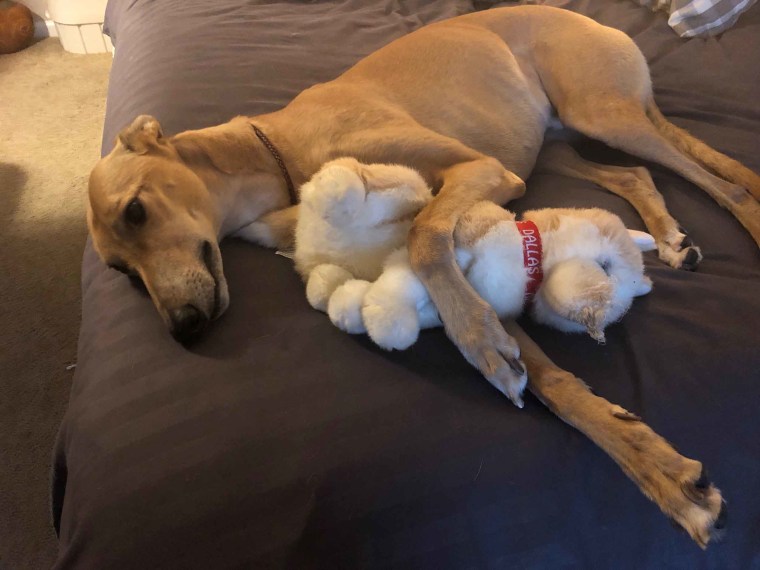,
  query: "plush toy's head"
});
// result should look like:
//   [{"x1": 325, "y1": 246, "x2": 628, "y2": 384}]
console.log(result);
[
  {"x1": 295, "y1": 158, "x2": 432, "y2": 281},
  {"x1": 525, "y1": 208, "x2": 655, "y2": 342}
]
